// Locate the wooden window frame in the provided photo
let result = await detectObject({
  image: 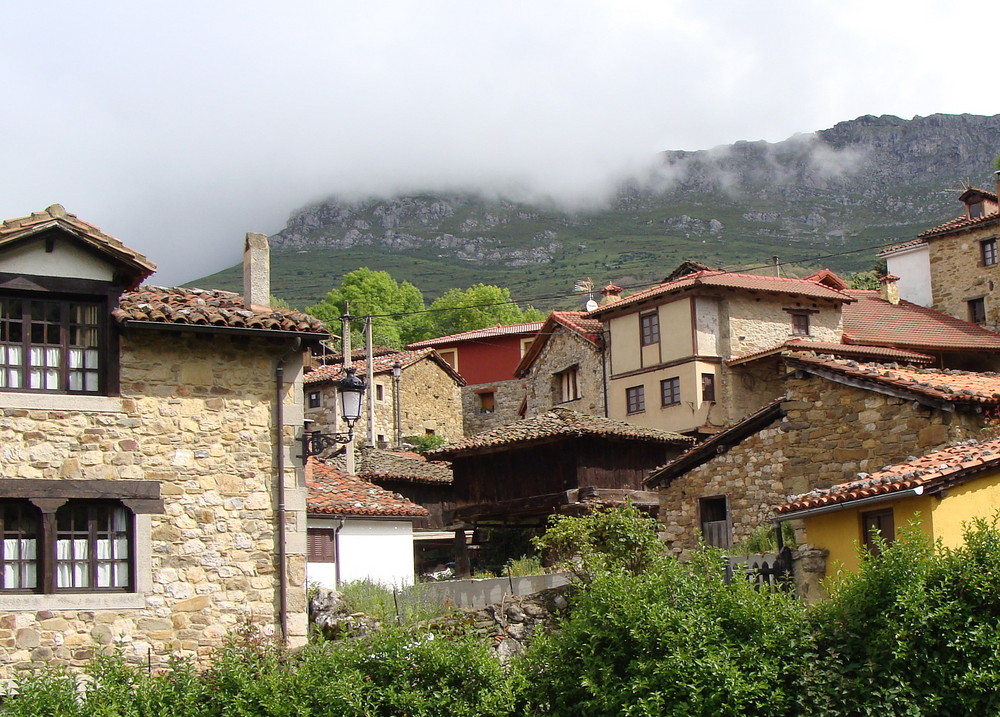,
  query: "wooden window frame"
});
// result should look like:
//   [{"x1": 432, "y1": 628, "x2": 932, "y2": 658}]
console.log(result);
[
  {"x1": 478, "y1": 391, "x2": 495, "y2": 414},
  {"x1": 307, "y1": 390, "x2": 321, "y2": 408},
  {"x1": 982, "y1": 239, "x2": 998, "y2": 267},
  {"x1": 969, "y1": 297, "x2": 987, "y2": 324},
  {"x1": 307, "y1": 527, "x2": 337, "y2": 563},
  {"x1": 861, "y1": 508, "x2": 895, "y2": 556},
  {"x1": 698, "y1": 495, "x2": 732, "y2": 549},
  {"x1": 375, "y1": 383, "x2": 385, "y2": 402},
  {"x1": 660, "y1": 377, "x2": 681, "y2": 407},
  {"x1": 640, "y1": 311, "x2": 660, "y2": 347},
  {"x1": 556, "y1": 365, "x2": 580, "y2": 403},
  {"x1": 626, "y1": 385, "x2": 645, "y2": 414},
  {"x1": 701, "y1": 373, "x2": 716, "y2": 402}
]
